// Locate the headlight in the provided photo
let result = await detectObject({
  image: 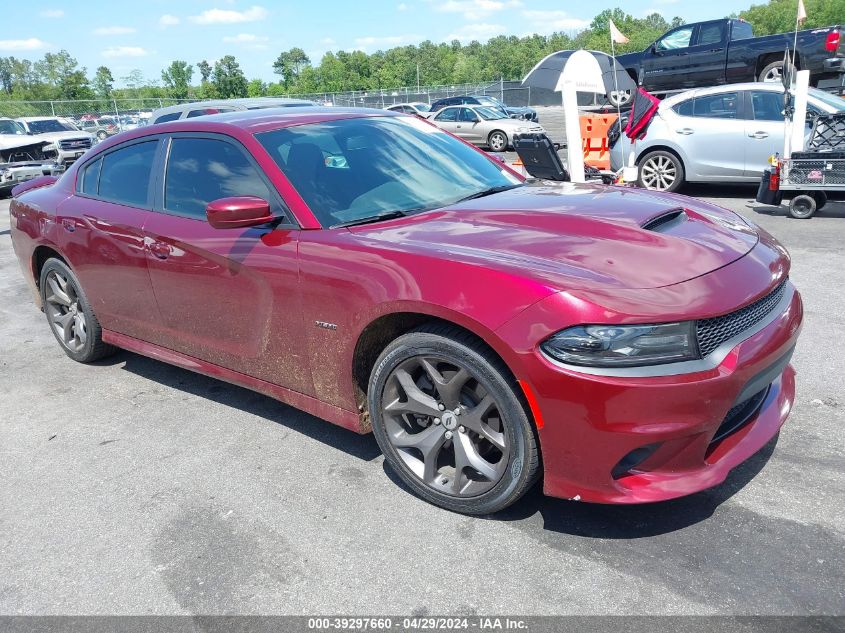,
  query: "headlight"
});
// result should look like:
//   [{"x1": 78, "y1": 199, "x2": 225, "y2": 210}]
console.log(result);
[{"x1": 540, "y1": 322, "x2": 698, "y2": 367}]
